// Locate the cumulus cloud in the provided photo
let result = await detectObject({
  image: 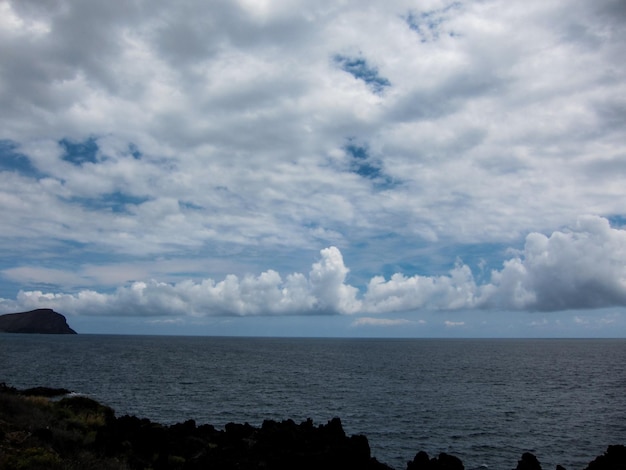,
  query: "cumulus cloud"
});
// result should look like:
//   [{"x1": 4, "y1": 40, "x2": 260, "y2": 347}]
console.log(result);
[
  {"x1": 2, "y1": 217, "x2": 626, "y2": 317},
  {"x1": 309, "y1": 247, "x2": 361, "y2": 314},
  {"x1": 4, "y1": 247, "x2": 358, "y2": 317},
  {"x1": 480, "y1": 216, "x2": 626, "y2": 311},
  {"x1": 362, "y1": 263, "x2": 478, "y2": 313}
]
